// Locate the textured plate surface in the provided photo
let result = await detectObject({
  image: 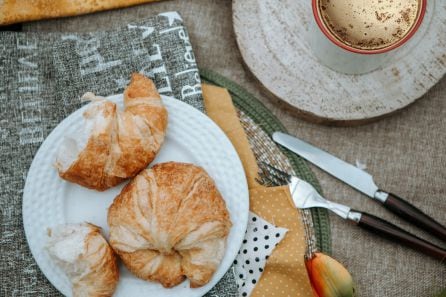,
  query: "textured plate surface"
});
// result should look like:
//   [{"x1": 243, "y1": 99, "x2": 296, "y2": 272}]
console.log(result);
[
  {"x1": 233, "y1": 0, "x2": 446, "y2": 125},
  {"x1": 23, "y1": 95, "x2": 249, "y2": 297}
]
